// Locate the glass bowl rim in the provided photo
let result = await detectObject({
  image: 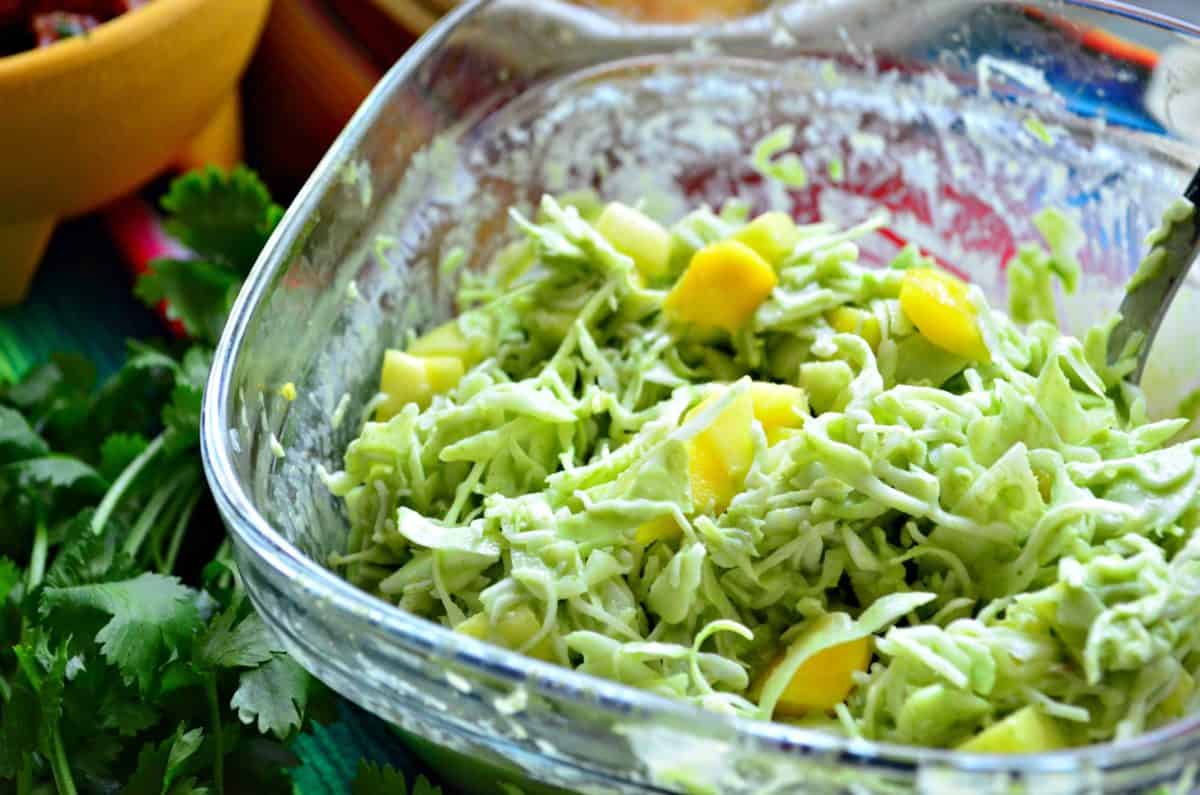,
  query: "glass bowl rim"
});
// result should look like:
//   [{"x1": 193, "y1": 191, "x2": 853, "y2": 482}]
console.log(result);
[{"x1": 202, "y1": 0, "x2": 1200, "y2": 779}]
